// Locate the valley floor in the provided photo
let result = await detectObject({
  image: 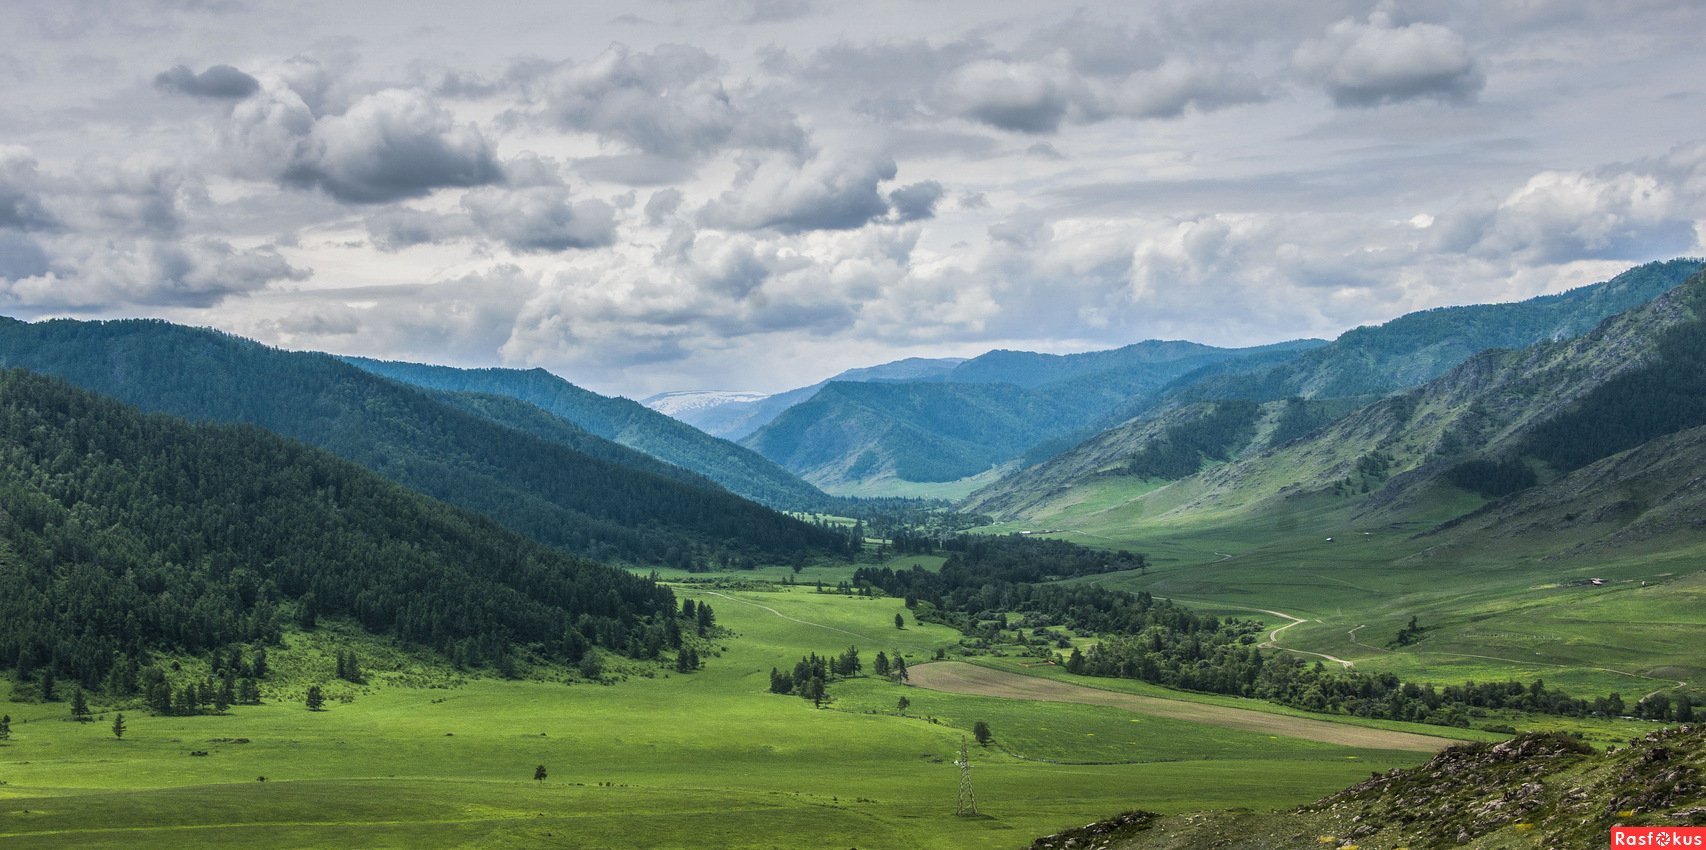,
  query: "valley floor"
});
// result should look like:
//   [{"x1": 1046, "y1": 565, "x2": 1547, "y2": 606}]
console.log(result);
[{"x1": 1, "y1": 577, "x2": 1446, "y2": 850}]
